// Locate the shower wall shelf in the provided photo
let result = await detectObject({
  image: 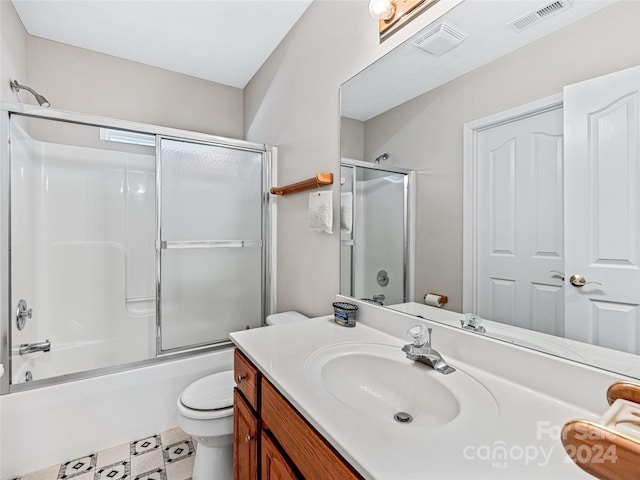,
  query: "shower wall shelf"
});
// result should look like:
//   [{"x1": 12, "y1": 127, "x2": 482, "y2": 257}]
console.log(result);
[{"x1": 270, "y1": 172, "x2": 333, "y2": 196}]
